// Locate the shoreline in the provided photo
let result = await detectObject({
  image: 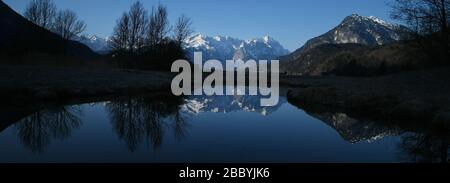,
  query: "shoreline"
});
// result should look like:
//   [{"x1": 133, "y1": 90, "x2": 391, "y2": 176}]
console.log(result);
[
  {"x1": 283, "y1": 67, "x2": 450, "y2": 130},
  {"x1": 0, "y1": 65, "x2": 175, "y2": 105},
  {"x1": 2, "y1": 64, "x2": 450, "y2": 131}
]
